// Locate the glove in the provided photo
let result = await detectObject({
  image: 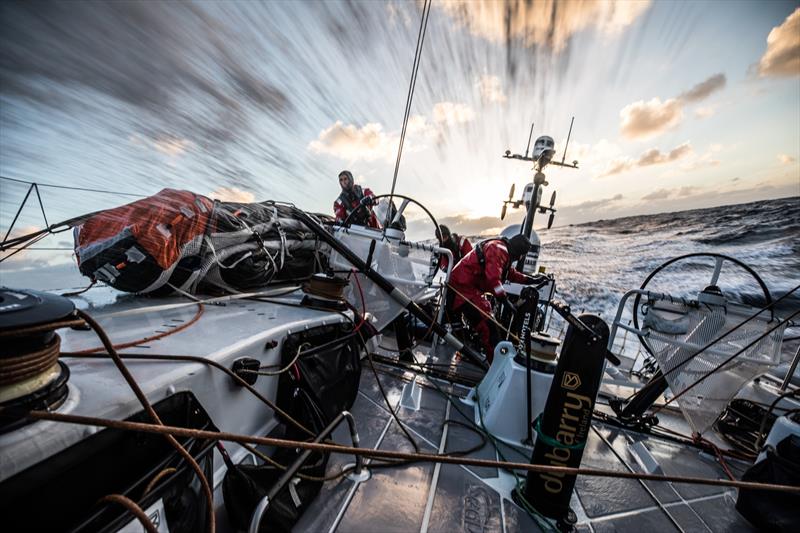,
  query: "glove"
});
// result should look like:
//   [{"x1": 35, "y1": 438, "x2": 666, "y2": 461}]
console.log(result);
[
  {"x1": 360, "y1": 196, "x2": 375, "y2": 207},
  {"x1": 495, "y1": 293, "x2": 509, "y2": 307},
  {"x1": 524, "y1": 274, "x2": 547, "y2": 286}
]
